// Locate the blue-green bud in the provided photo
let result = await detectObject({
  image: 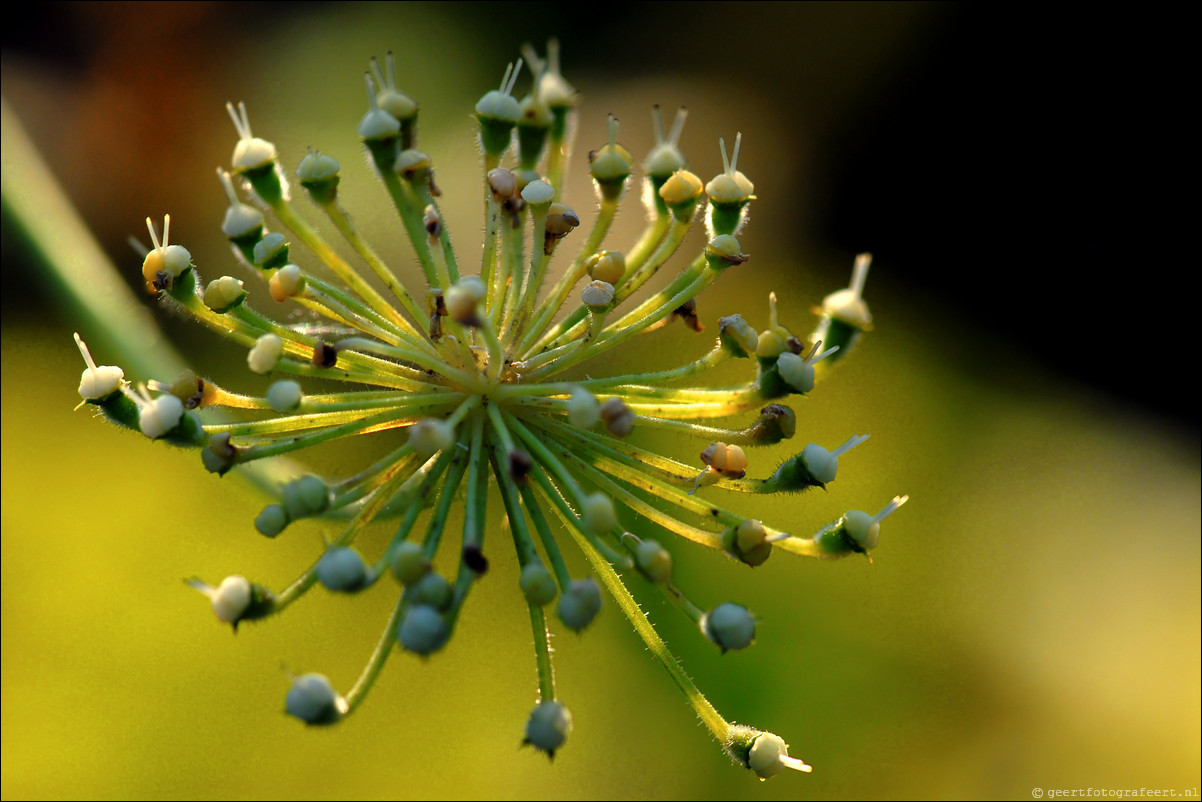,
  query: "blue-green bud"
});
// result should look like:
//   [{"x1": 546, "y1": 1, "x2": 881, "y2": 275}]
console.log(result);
[
  {"x1": 701, "y1": 602, "x2": 755, "y2": 652},
  {"x1": 285, "y1": 673, "x2": 347, "y2": 725},
  {"x1": 524, "y1": 700, "x2": 572, "y2": 757},
  {"x1": 556, "y1": 578, "x2": 601, "y2": 632},
  {"x1": 399, "y1": 605, "x2": 449, "y2": 655},
  {"x1": 316, "y1": 547, "x2": 370, "y2": 592}
]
